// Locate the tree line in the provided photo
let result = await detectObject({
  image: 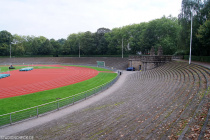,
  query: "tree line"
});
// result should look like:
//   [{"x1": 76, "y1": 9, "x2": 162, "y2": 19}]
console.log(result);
[{"x1": 0, "y1": 0, "x2": 209, "y2": 57}]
